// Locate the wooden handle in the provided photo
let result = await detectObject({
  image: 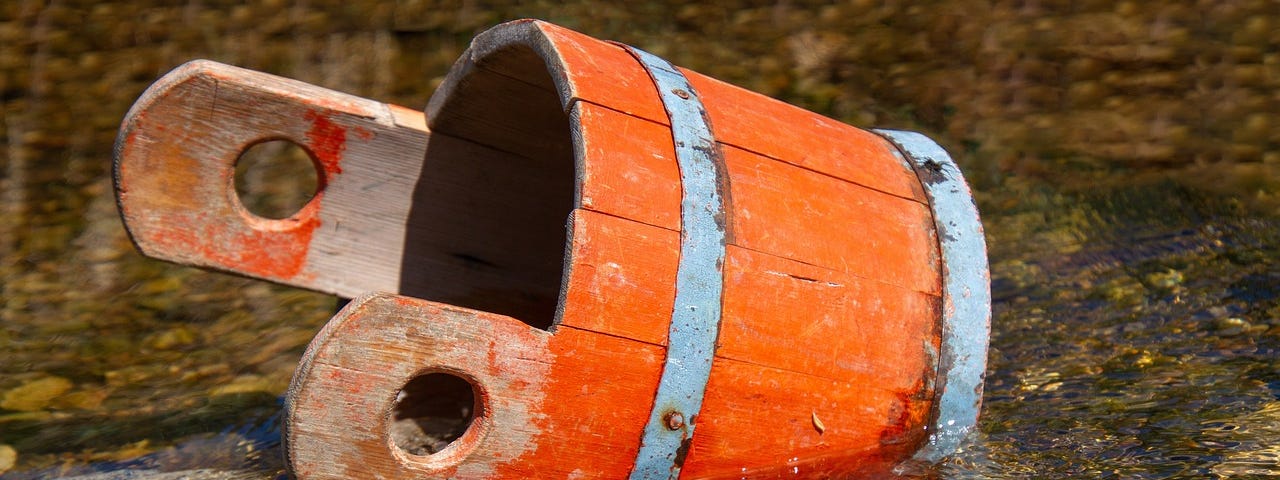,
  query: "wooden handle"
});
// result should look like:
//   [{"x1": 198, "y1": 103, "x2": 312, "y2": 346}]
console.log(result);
[
  {"x1": 114, "y1": 59, "x2": 431, "y2": 296},
  {"x1": 284, "y1": 293, "x2": 554, "y2": 479}
]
